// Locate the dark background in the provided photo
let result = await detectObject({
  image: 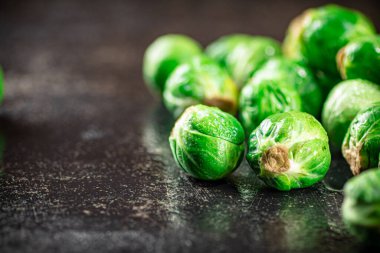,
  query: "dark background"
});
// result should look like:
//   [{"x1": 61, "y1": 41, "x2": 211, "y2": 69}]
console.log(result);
[{"x1": 0, "y1": 1, "x2": 379, "y2": 253}]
